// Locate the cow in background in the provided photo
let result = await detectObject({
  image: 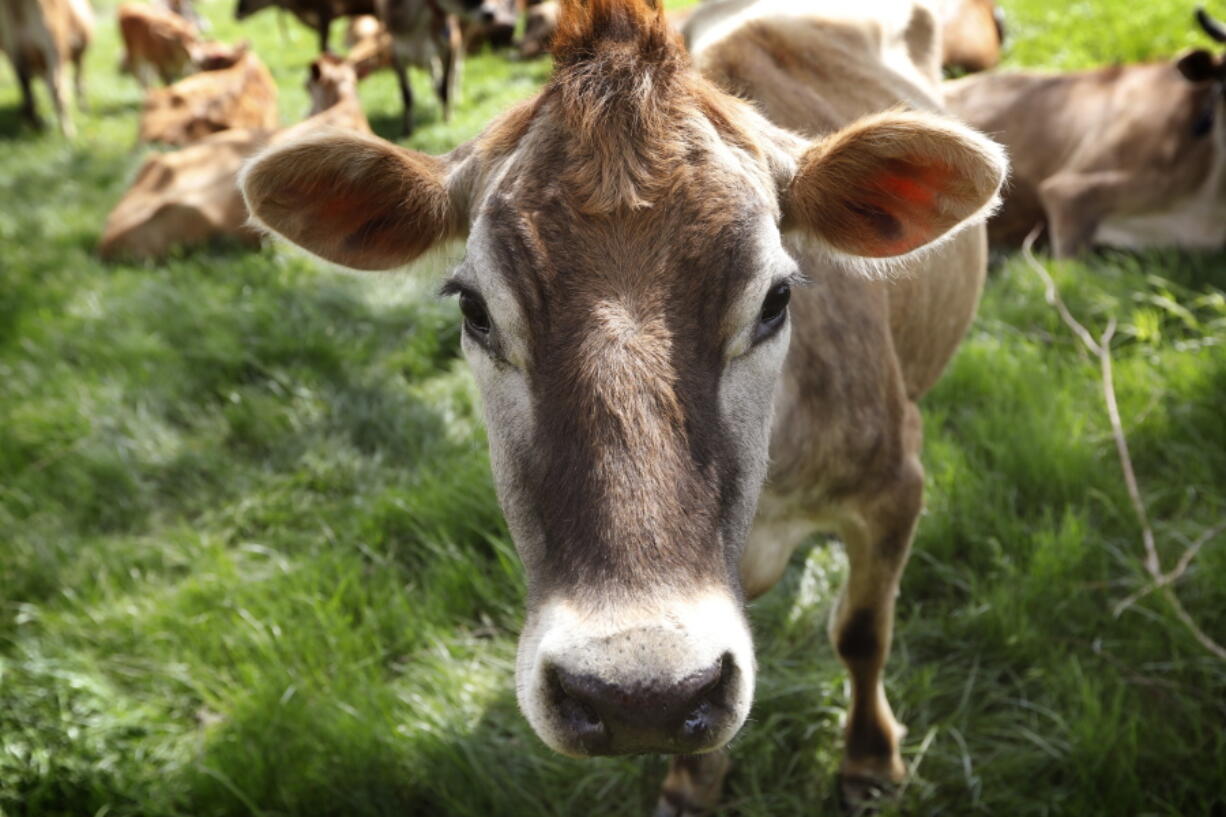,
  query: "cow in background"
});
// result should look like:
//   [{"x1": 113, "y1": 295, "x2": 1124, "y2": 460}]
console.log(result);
[
  {"x1": 0, "y1": 0, "x2": 93, "y2": 136},
  {"x1": 939, "y1": 0, "x2": 1004, "y2": 74},
  {"x1": 158, "y1": 0, "x2": 207, "y2": 30},
  {"x1": 100, "y1": 55, "x2": 369, "y2": 261},
  {"x1": 376, "y1": 0, "x2": 485, "y2": 135},
  {"x1": 119, "y1": 3, "x2": 246, "y2": 87},
  {"x1": 139, "y1": 49, "x2": 278, "y2": 146},
  {"x1": 234, "y1": 0, "x2": 376, "y2": 53},
  {"x1": 946, "y1": 7, "x2": 1226, "y2": 256}
]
